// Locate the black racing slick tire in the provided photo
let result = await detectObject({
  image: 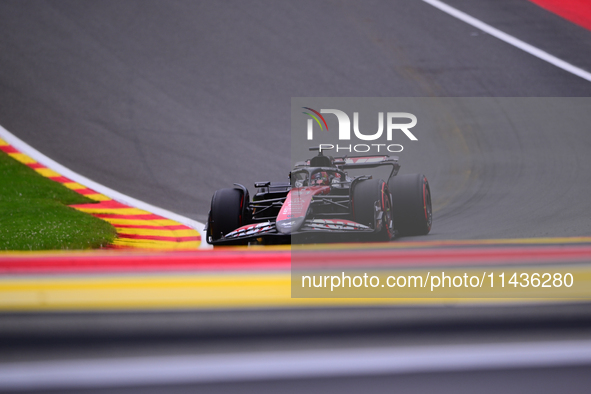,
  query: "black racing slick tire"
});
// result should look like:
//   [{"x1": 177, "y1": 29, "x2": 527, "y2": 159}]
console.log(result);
[
  {"x1": 352, "y1": 178, "x2": 394, "y2": 241},
  {"x1": 208, "y1": 188, "x2": 246, "y2": 243},
  {"x1": 388, "y1": 174, "x2": 432, "y2": 236}
]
